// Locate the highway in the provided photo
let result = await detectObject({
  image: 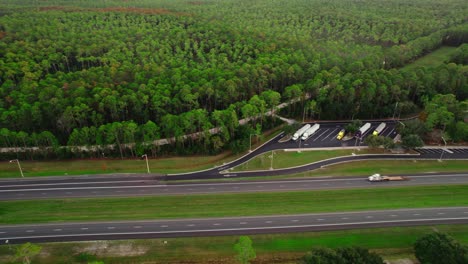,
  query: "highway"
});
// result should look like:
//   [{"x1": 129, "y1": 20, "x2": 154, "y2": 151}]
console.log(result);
[
  {"x1": 1, "y1": 207, "x2": 468, "y2": 244},
  {"x1": 1, "y1": 173, "x2": 468, "y2": 200}
]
